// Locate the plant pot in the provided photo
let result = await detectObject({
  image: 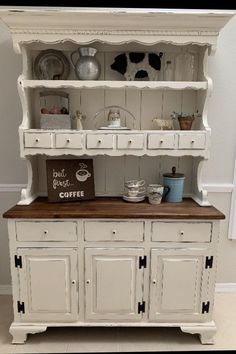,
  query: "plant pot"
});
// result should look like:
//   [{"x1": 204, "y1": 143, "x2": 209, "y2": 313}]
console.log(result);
[{"x1": 178, "y1": 116, "x2": 195, "y2": 130}]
